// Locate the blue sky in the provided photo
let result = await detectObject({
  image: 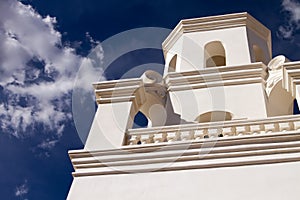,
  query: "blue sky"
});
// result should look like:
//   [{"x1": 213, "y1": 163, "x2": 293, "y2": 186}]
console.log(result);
[{"x1": 1, "y1": 0, "x2": 300, "y2": 199}]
